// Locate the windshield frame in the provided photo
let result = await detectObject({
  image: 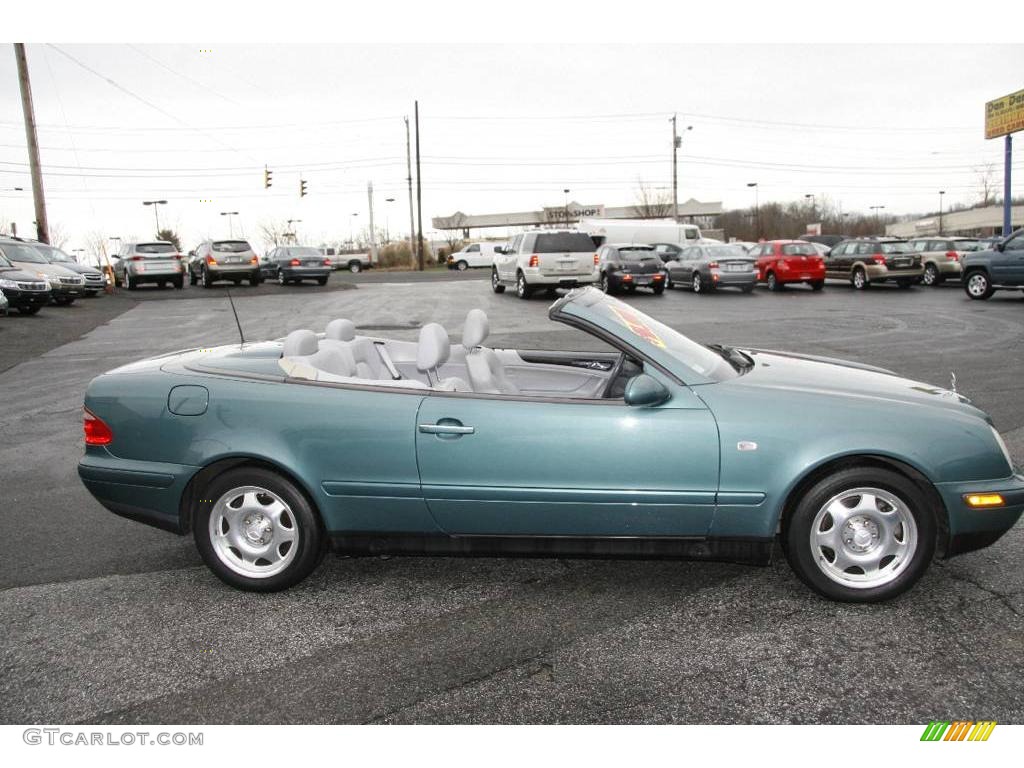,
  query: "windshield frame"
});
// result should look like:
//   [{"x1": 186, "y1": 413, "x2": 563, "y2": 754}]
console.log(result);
[{"x1": 550, "y1": 288, "x2": 740, "y2": 385}]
